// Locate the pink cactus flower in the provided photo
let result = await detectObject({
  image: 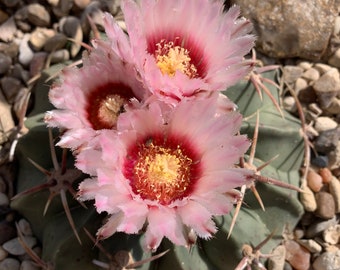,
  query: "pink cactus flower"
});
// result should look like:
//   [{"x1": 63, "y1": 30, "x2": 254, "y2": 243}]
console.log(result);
[
  {"x1": 110, "y1": 0, "x2": 255, "y2": 104},
  {"x1": 44, "y1": 45, "x2": 148, "y2": 150},
  {"x1": 77, "y1": 94, "x2": 252, "y2": 250}
]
